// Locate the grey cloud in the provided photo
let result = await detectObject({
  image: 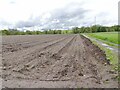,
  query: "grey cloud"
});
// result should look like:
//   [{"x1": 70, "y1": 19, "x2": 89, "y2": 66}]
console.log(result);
[
  {"x1": 50, "y1": 3, "x2": 87, "y2": 21},
  {"x1": 9, "y1": 1, "x2": 16, "y2": 4},
  {"x1": 15, "y1": 21, "x2": 38, "y2": 28},
  {"x1": 15, "y1": 16, "x2": 43, "y2": 28},
  {"x1": 14, "y1": 2, "x2": 89, "y2": 30},
  {"x1": 43, "y1": 2, "x2": 88, "y2": 29},
  {"x1": 0, "y1": 20, "x2": 11, "y2": 26}
]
